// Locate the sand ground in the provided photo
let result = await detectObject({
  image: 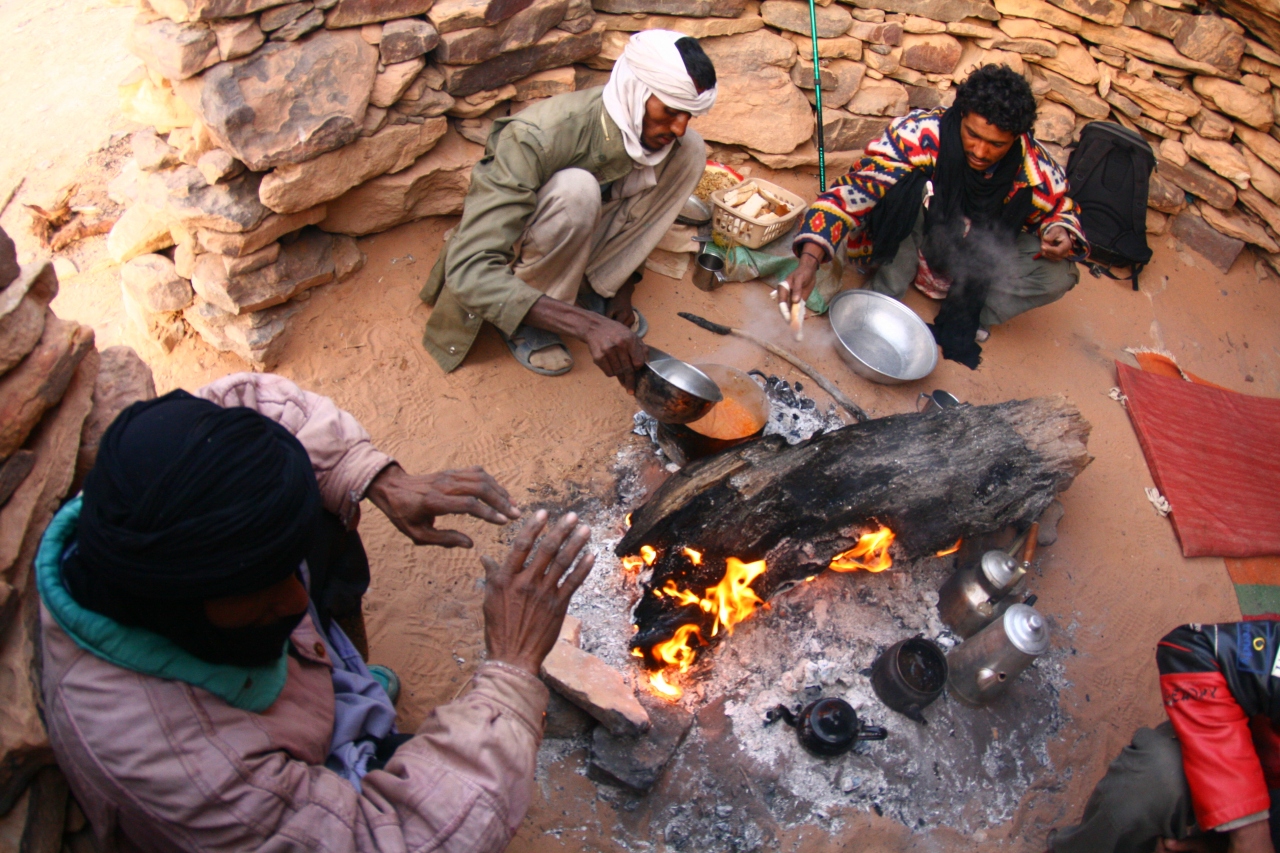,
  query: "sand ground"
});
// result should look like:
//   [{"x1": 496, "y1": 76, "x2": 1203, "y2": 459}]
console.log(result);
[{"x1": 6, "y1": 2, "x2": 1278, "y2": 849}]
